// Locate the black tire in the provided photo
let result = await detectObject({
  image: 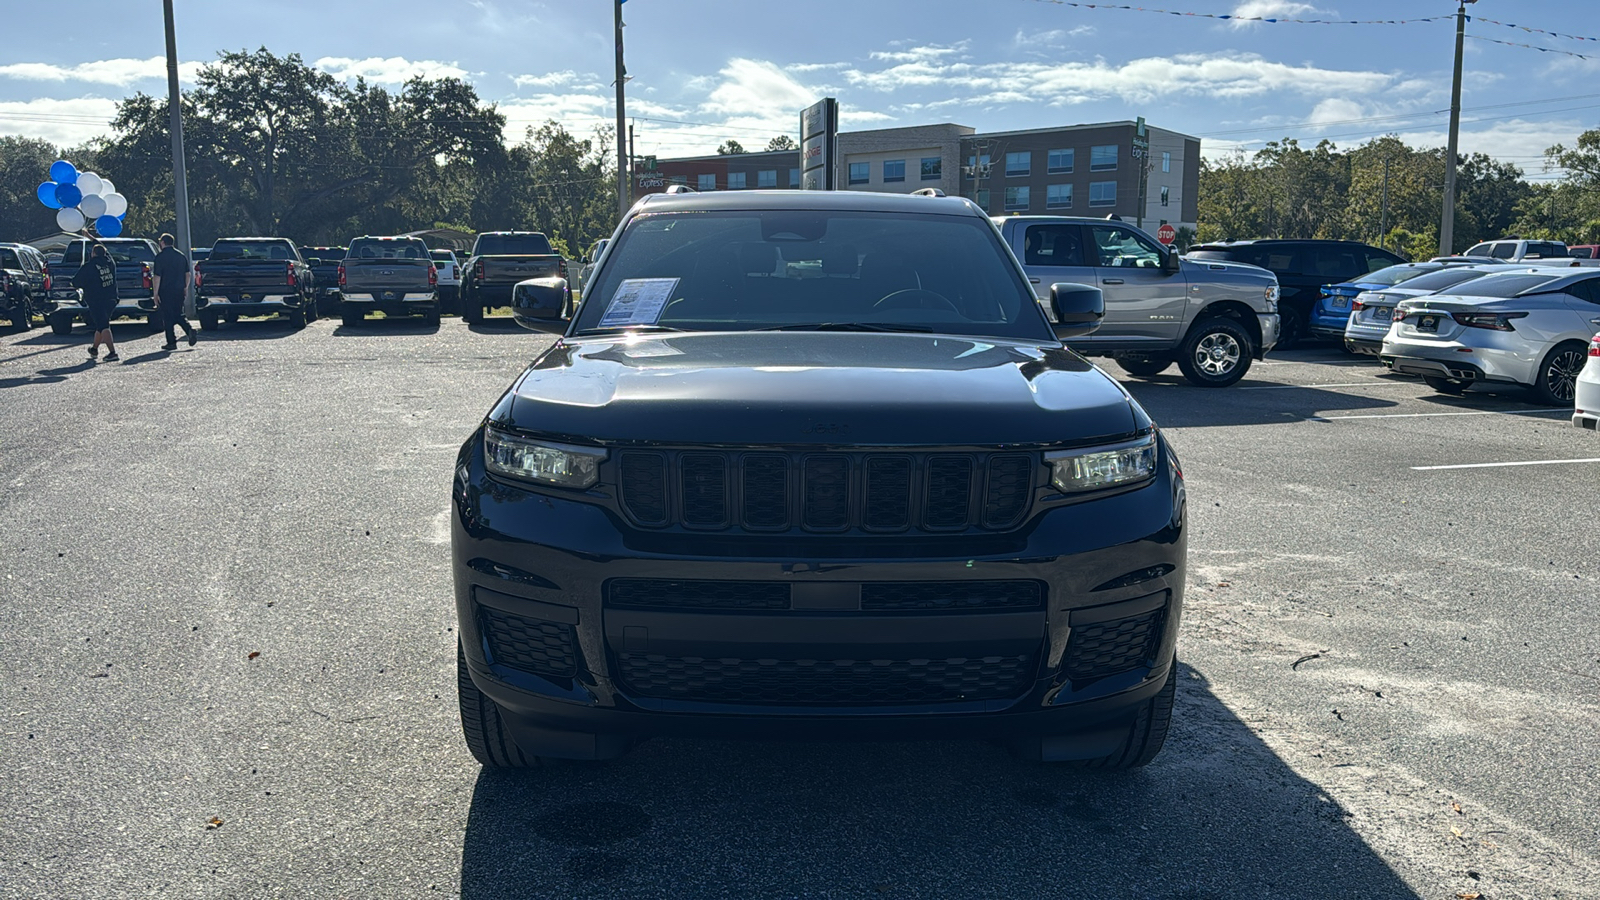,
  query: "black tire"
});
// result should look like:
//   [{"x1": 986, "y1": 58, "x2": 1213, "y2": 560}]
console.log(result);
[
  {"x1": 1074, "y1": 662, "x2": 1177, "y2": 770},
  {"x1": 198, "y1": 309, "x2": 220, "y2": 331},
  {"x1": 458, "y1": 643, "x2": 542, "y2": 768},
  {"x1": 1118, "y1": 355, "x2": 1173, "y2": 377},
  {"x1": 1531, "y1": 341, "x2": 1587, "y2": 406},
  {"x1": 224, "y1": 311, "x2": 239, "y2": 324},
  {"x1": 460, "y1": 288, "x2": 483, "y2": 324},
  {"x1": 342, "y1": 309, "x2": 363, "y2": 328},
  {"x1": 1275, "y1": 303, "x2": 1307, "y2": 351},
  {"x1": 1423, "y1": 375, "x2": 1468, "y2": 395},
  {"x1": 304, "y1": 296, "x2": 318, "y2": 323},
  {"x1": 1176, "y1": 317, "x2": 1253, "y2": 387},
  {"x1": 9, "y1": 301, "x2": 30, "y2": 331},
  {"x1": 287, "y1": 306, "x2": 307, "y2": 329},
  {"x1": 49, "y1": 313, "x2": 73, "y2": 336},
  {"x1": 424, "y1": 306, "x2": 442, "y2": 327}
]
